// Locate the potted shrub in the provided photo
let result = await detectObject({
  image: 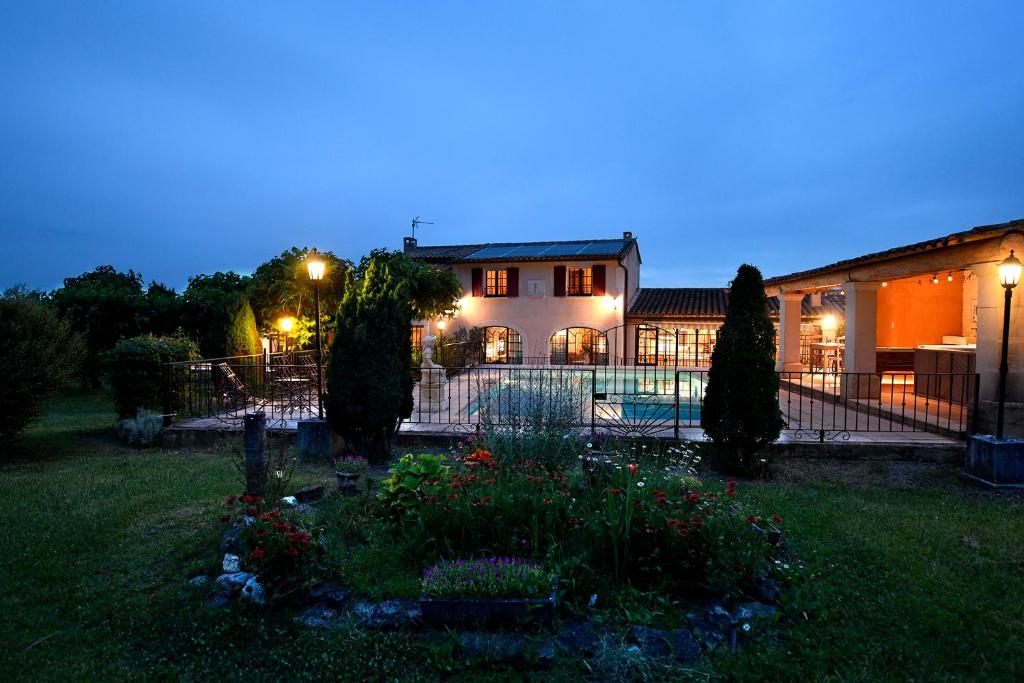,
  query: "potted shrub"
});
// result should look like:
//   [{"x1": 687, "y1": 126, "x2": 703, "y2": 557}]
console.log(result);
[
  {"x1": 334, "y1": 455, "x2": 368, "y2": 496},
  {"x1": 419, "y1": 557, "x2": 558, "y2": 627}
]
